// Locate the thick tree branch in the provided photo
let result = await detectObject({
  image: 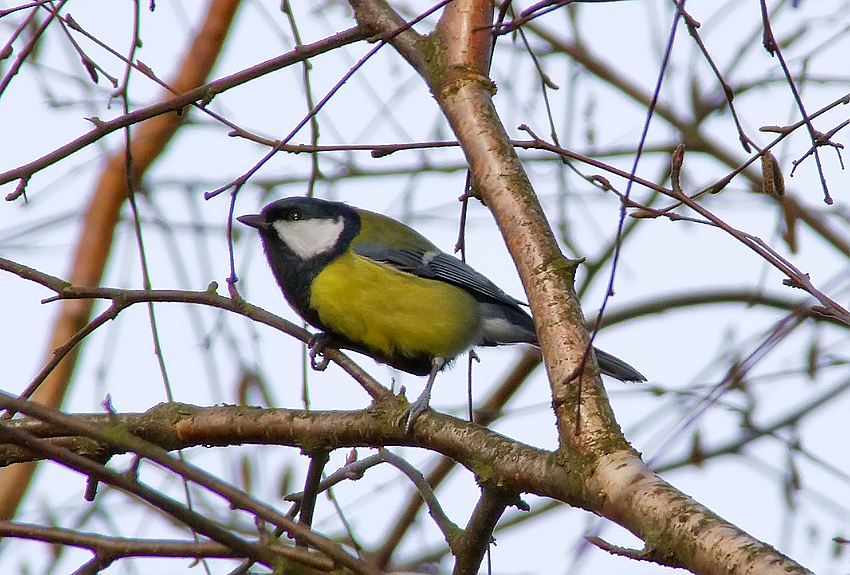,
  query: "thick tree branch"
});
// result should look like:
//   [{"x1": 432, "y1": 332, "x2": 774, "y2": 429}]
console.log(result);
[
  {"x1": 350, "y1": 0, "x2": 619, "y2": 447},
  {"x1": 452, "y1": 486, "x2": 513, "y2": 575},
  {"x1": 0, "y1": 393, "x2": 384, "y2": 575},
  {"x1": 343, "y1": 2, "x2": 813, "y2": 574}
]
